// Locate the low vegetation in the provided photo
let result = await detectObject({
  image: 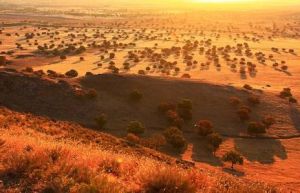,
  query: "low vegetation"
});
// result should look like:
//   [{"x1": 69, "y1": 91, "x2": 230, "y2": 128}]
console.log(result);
[
  {"x1": 163, "y1": 127, "x2": 187, "y2": 149},
  {"x1": 127, "y1": 121, "x2": 145, "y2": 135}
]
